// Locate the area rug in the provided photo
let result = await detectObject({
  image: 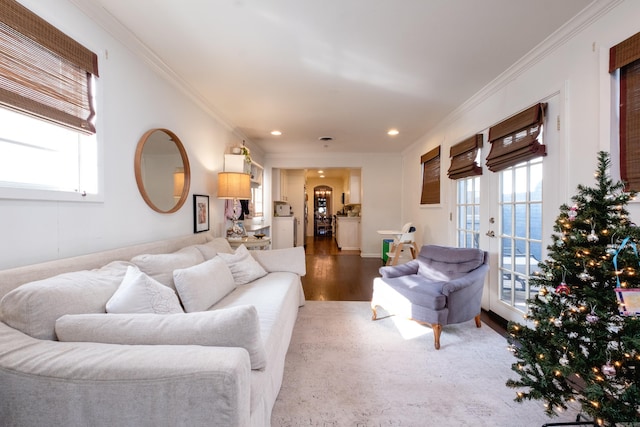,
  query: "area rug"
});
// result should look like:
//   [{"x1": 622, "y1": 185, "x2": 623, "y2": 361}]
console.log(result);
[{"x1": 271, "y1": 301, "x2": 580, "y2": 427}]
